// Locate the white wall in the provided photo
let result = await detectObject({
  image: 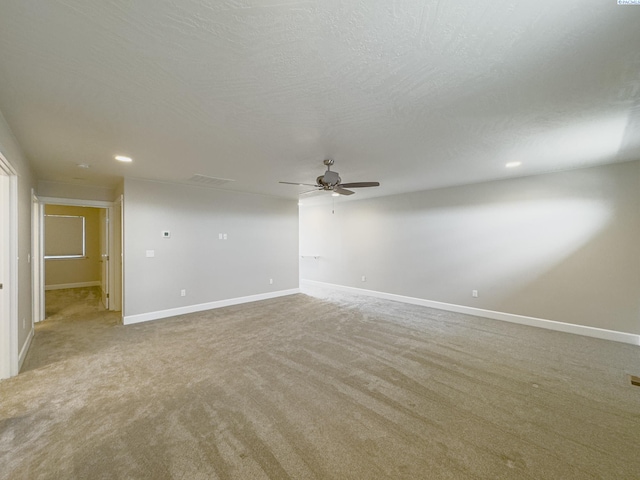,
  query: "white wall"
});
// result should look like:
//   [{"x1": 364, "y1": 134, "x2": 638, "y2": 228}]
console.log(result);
[
  {"x1": 123, "y1": 179, "x2": 299, "y2": 322},
  {"x1": 301, "y1": 161, "x2": 640, "y2": 336},
  {"x1": 0, "y1": 109, "x2": 35, "y2": 370},
  {"x1": 38, "y1": 180, "x2": 115, "y2": 202}
]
